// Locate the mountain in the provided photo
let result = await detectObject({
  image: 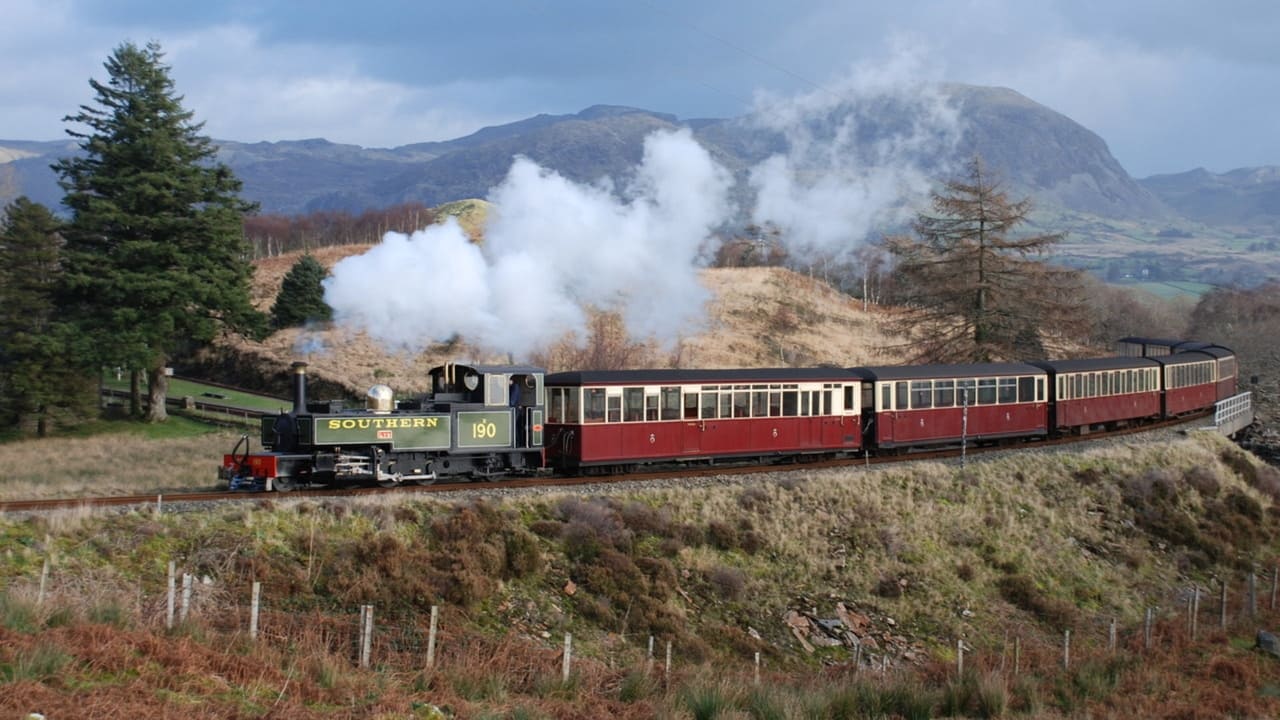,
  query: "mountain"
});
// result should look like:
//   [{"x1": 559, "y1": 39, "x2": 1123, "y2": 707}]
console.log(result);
[
  {"x1": 1139, "y1": 166, "x2": 1280, "y2": 229},
  {"x1": 6, "y1": 86, "x2": 1278, "y2": 285},
  {"x1": 1, "y1": 86, "x2": 1165, "y2": 220}
]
